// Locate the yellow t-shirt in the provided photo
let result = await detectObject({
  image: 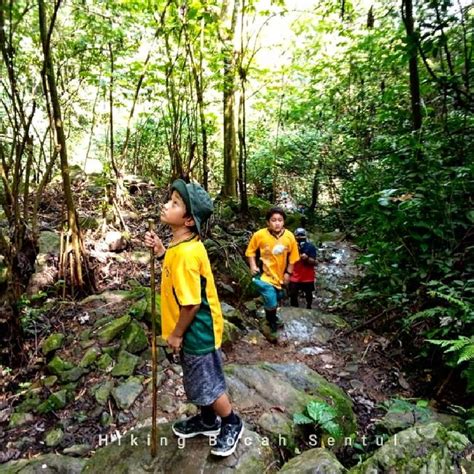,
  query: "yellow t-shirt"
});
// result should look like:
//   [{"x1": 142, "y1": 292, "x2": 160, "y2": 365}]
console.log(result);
[
  {"x1": 245, "y1": 228, "x2": 299, "y2": 289},
  {"x1": 161, "y1": 236, "x2": 223, "y2": 355}
]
